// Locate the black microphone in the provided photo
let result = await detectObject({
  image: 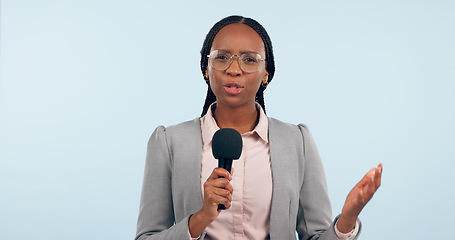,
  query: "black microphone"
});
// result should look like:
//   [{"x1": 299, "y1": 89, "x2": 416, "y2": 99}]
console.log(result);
[{"x1": 211, "y1": 128, "x2": 243, "y2": 210}]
